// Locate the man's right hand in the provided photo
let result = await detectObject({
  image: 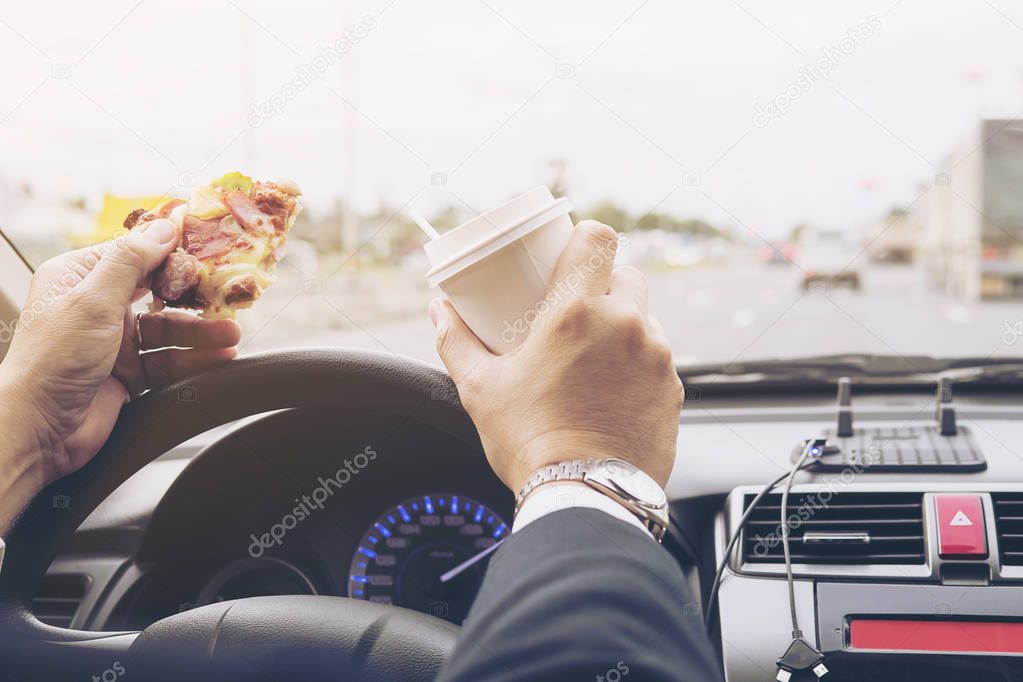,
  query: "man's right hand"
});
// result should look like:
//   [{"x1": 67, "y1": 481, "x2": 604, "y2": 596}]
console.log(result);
[{"x1": 429, "y1": 220, "x2": 682, "y2": 495}]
